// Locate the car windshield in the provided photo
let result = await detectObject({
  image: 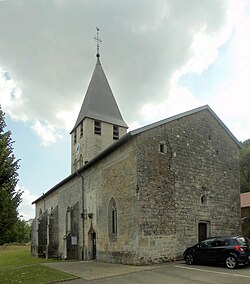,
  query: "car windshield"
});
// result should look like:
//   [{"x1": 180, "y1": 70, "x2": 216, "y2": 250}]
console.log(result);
[{"x1": 236, "y1": 237, "x2": 250, "y2": 246}]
